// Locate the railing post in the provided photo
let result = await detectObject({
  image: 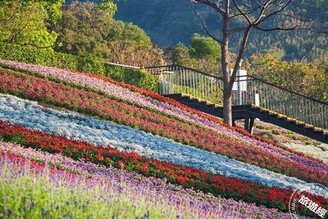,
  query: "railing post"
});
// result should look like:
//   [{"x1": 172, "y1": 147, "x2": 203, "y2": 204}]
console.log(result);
[
  {"x1": 238, "y1": 59, "x2": 243, "y2": 105},
  {"x1": 159, "y1": 71, "x2": 175, "y2": 95}
]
